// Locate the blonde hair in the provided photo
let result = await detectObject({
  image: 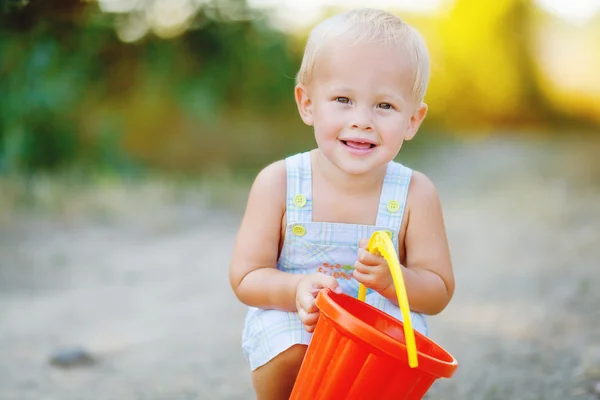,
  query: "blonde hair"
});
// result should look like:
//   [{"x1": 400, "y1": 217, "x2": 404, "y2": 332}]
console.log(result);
[{"x1": 296, "y1": 8, "x2": 430, "y2": 104}]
